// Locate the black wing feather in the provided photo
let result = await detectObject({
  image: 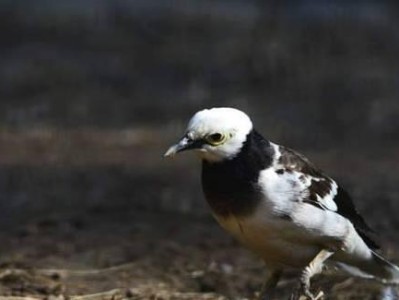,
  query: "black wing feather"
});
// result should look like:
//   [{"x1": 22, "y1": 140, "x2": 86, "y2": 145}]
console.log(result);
[
  {"x1": 278, "y1": 146, "x2": 380, "y2": 250},
  {"x1": 333, "y1": 186, "x2": 379, "y2": 249}
]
